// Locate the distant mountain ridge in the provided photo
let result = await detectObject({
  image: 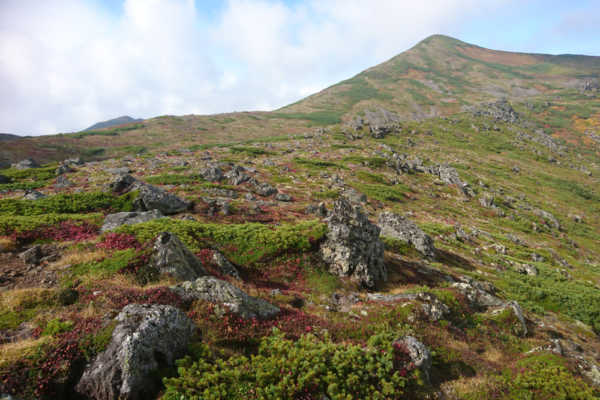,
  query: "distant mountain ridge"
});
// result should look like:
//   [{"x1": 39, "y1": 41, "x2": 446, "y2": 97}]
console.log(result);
[
  {"x1": 0, "y1": 133, "x2": 22, "y2": 141},
  {"x1": 84, "y1": 116, "x2": 143, "y2": 131}
]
